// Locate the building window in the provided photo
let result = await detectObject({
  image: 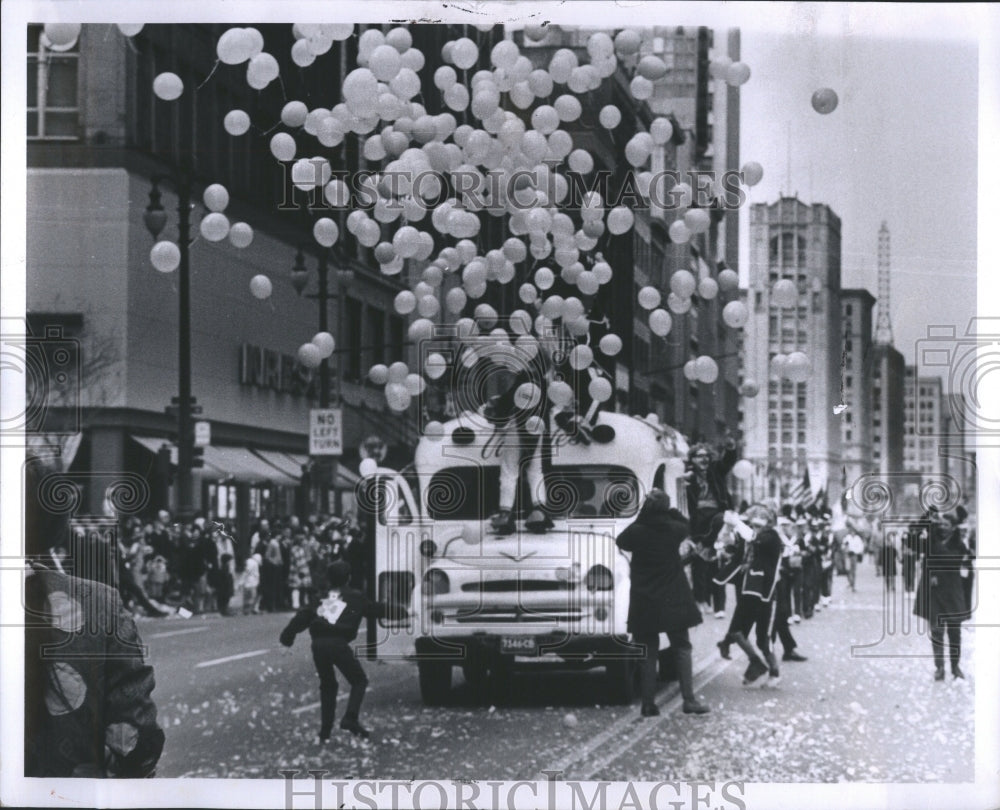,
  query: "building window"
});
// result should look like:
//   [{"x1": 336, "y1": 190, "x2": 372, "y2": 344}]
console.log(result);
[
  {"x1": 797, "y1": 431, "x2": 806, "y2": 444},
  {"x1": 845, "y1": 304, "x2": 853, "y2": 316},
  {"x1": 846, "y1": 376, "x2": 853, "y2": 387},
  {"x1": 27, "y1": 25, "x2": 80, "y2": 139},
  {"x1": 846, "y1": 430, "x2": 852, "y2": 441},
  {"x1": 344, "y1": 297, "x2": 363, "y2": 382},
  {"x1": 389, "y1": 314, "x2": 406, "y2": 364},
  {"x1": 368, "y1": 307, "x2": 386, "y2": 367}
]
